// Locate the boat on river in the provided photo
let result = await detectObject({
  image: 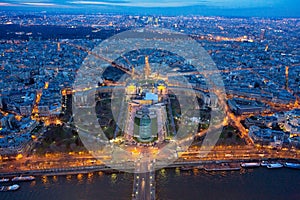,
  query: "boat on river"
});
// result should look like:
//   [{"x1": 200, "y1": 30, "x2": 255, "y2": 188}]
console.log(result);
[
  {"x1": 284, "y1": 162, "x2": 300, "y2": 169},
  {"x1": 204, "y1": 163, "x2": 240, "y2": 171},
  {"x1": 267, "y1": 163, "x2": 283, "y2": 169},
  {"x1": 12, "y1": 176, "x2": 35, "y2": 182},
  {"x1": 0, "y1": 184, "x2": 20, "y2": 192},
  {"x1": 0, "y1": 178, "x2": 9, "y2": 183},
  {"x1": 241, "y1": 162, "x2": 260, "y2": 168}
]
